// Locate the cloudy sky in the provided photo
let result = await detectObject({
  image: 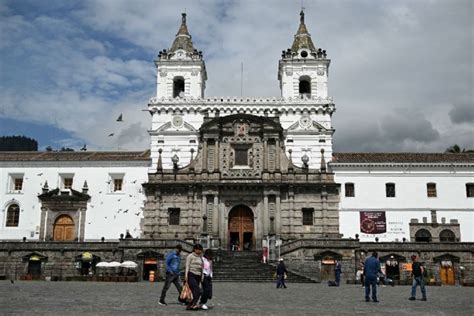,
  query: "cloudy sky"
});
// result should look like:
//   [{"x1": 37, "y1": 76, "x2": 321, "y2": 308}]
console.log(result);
[{"x1": 0, "y1": 0, "x2": 472, "y2": 152}]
